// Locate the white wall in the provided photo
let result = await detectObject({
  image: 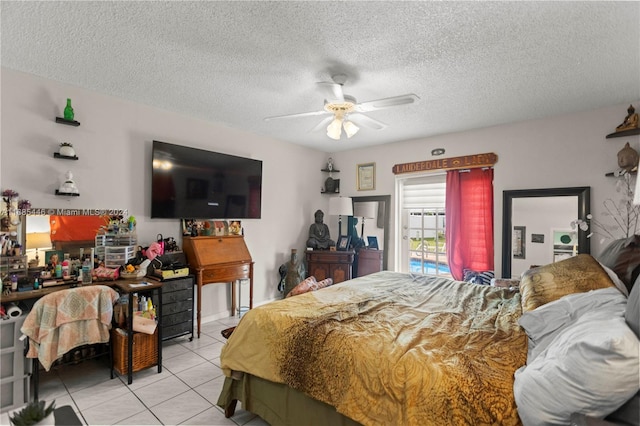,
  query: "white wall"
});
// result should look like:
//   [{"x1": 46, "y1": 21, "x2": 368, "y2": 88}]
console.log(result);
[
  {"x1": 331, "y1": 102, "x2": 640, "y2": 277},
  {"x1": 0, "y1": 68, "x2": 330, "y2": 321},
  {"x1": 2, "y1": 67, "x2": 638, "y2": 308}
]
